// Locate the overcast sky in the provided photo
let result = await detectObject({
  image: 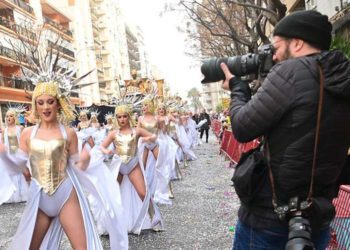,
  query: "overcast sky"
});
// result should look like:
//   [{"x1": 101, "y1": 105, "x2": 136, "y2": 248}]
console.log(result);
[{"x1": 119, "y1": 0, "x2": 203, "y2": 98}]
